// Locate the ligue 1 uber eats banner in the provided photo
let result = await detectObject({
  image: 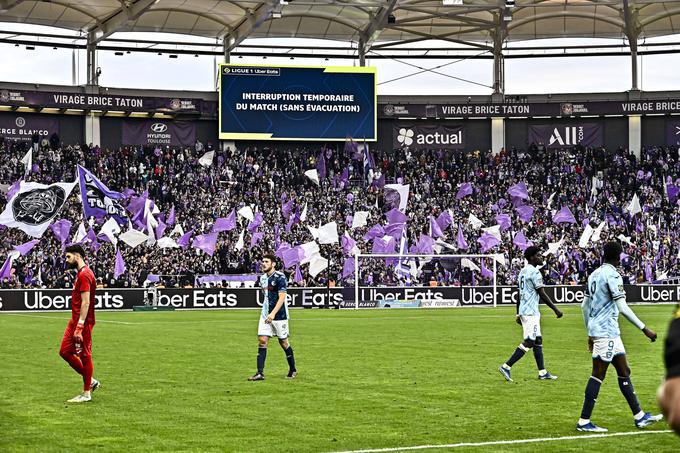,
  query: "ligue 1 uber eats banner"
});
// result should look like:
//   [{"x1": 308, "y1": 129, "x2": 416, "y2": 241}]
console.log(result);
[
  {"x1": 218, "y1": 64, "x2": 376, "y2": 141},
  {"x1": 1, "y1": 285, "x2": 678, "y2": 311},
  {"x1": 121, "y1": 119, "x2": 196, "y2": 147}
]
